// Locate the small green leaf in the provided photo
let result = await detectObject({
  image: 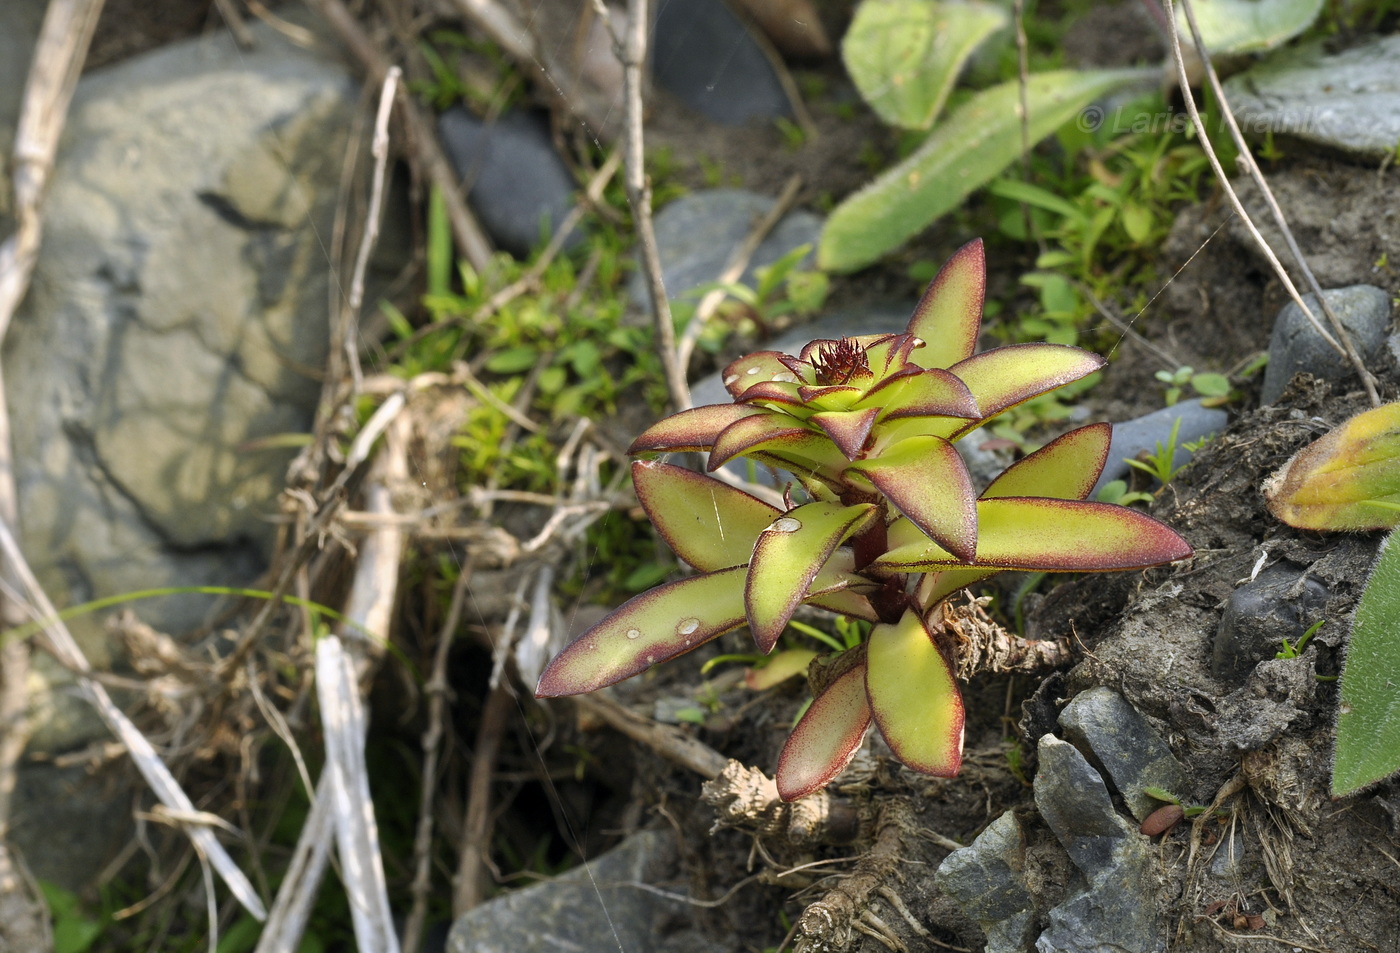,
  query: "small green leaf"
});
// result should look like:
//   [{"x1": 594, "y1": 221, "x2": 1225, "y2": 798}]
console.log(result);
[
  {"x1": 1120, "y1": 202, "x2": 1154, "y2": 244},
  {"x1": 746, "y1": 502, "x2": 878, "y2": 652},
  {"x1": 856, "y1": 367, "x2": 979, "y2": 423},
  {"x1": 849, "y1": 434, "x2": 978, "y2": 560},
  {"x1": 629, "y1": 404, "x2": 761, "y2": 455},
  {"x1": 878, "y1": 497, "x2": 1192, "y2": 571},
  {"x1": 866, "y1": 608, "x2": 964, "y2": 776},
  {"x1": 1333, "y1": 528, "x2": 1400, "y2": 796},
  {"x1": 776, "y1": 656, "x2": 873, "y2": 800},
  {"x1": 843, "y1": 0, "x2": 1009, "y2": 130},
  {"x1": 632, "y1": 461, "x2": 780, "y2": 572},
  {"x1": 535, "y1": 568, "x2": 748, "y2": 696},
  {"x1": 819, "y1": 68, "x2": 1149, "y2": 272},
  {"x1": 1191, "y1": 372, "x2": 1232, "y2": 398},
  {"x1": 1263, "y1": 402, "x2": 1400, "y2": 531},
  {"x1": 486, "y1": 347, "x2": 539, "y2": 374}
]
